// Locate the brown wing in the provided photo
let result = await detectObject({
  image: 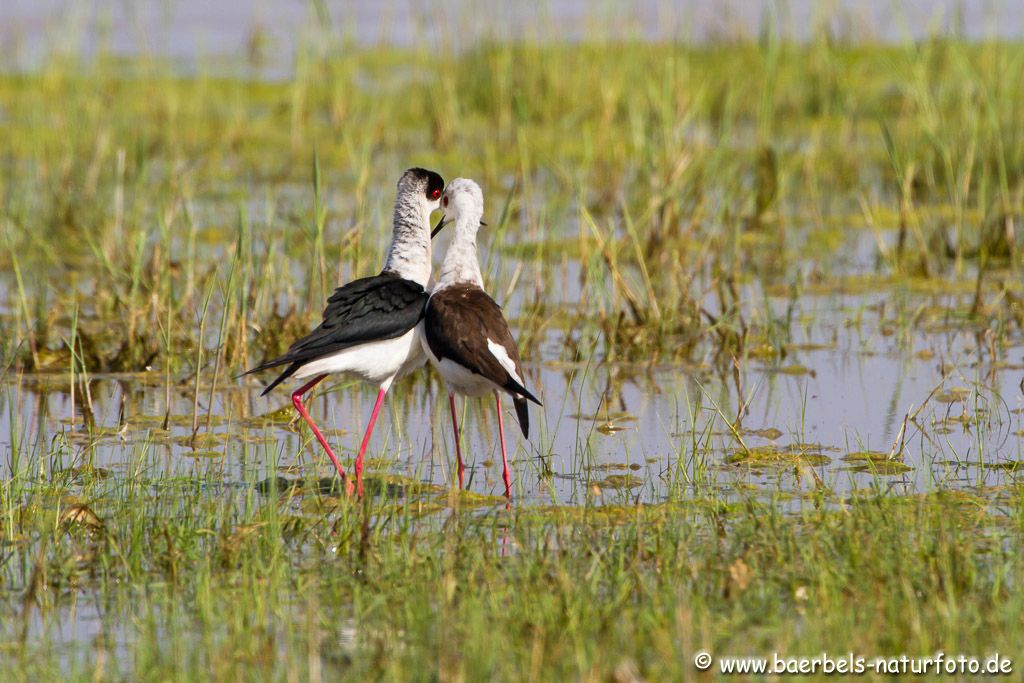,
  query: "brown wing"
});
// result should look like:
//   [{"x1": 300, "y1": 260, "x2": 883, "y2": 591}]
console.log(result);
[{"x1": 425, "y1": 284, "x2": 540, "y2": 405}]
